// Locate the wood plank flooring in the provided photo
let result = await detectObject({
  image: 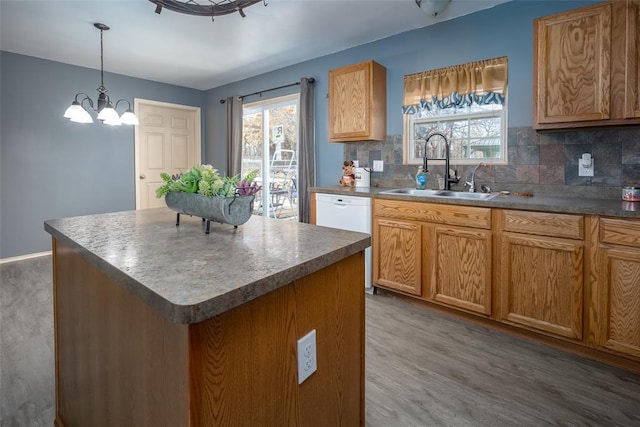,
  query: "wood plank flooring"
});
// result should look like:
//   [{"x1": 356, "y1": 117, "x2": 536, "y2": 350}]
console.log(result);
[
  {"x1": 365, "y1": 293, "x2": 640, "y2": 426},
  {"x1": 2, "y1": 256, "x2": 640, "y2": 426}
]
